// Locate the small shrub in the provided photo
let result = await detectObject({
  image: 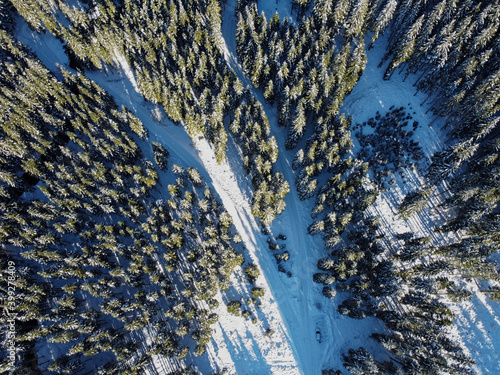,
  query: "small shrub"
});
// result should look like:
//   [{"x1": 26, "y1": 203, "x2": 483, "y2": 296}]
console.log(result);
[
  {"x1": 208, "y1": 298, "x2": 219, "y2": 309},
  {"x1": 226, "y1": 301, "x2": 241, "y2": 316},
  {"x1": 244, "y1": 264, "x2": 260, "y2": 284},
  {"x1": 152, "y1": 142, "x2": 169, "y2": 170},
  {"x1": 251, "y1": 287, "x2": 265, "y2": 298},
  {"x1": 322, "y1": 286, "x2": 337, "y2": 298},
  {"x1": 265, "y1": 328, "x2": 274, "y2": 338},
  {"x1": 193, "y1": 344, "x2": 206, "y2": 357}
]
